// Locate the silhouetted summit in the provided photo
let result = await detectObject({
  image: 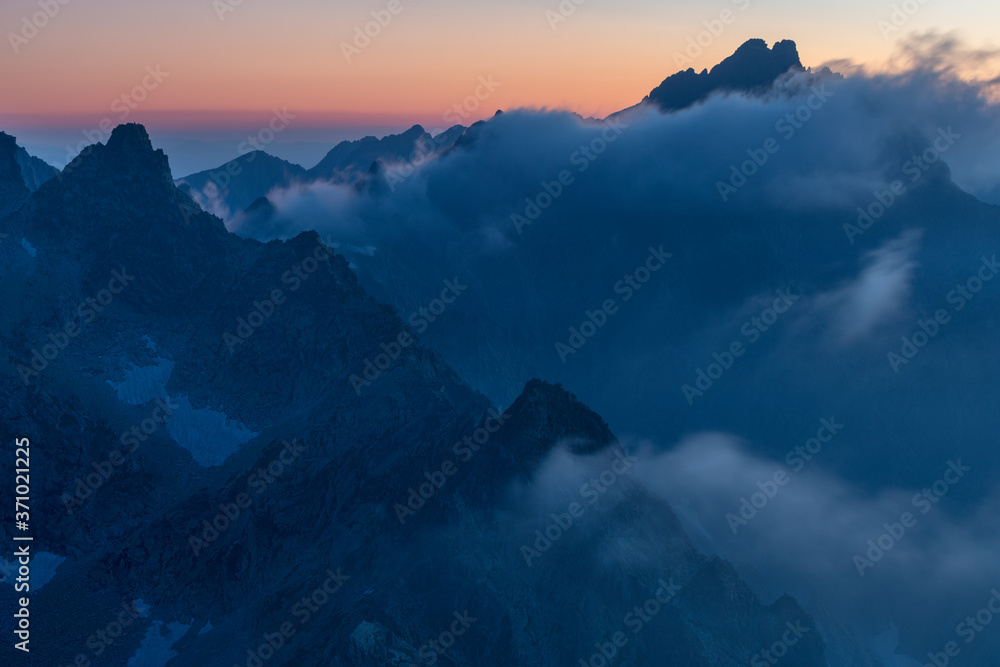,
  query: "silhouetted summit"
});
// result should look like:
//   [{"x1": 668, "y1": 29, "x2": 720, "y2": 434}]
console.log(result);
[
  {"x1": 643, "y1": 38, "x2": 804, "y2": 112},
  {"x1": 16, "y1": 146, "x2": 58, "y2": 191},
  {"x1": 307, "y1": 124, "x2": 432, "y2": 182},
  {"x1": 504, "y1": 379, "x2": 617, "y2": 458},
  {"x1": 59, "y1": 123, "x2": 176, "y2": 192}
]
